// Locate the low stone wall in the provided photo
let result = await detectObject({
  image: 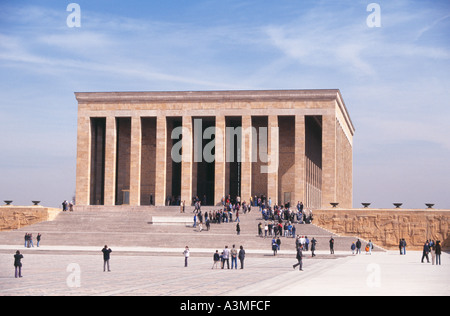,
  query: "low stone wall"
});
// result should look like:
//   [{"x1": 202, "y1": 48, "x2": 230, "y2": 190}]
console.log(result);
[
  {"x1": 314, "y1": 208, "x2": 450, "y2": 251},
  {"x1": 0, "y1": 206, "x2": 61, "y2": 231}
]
